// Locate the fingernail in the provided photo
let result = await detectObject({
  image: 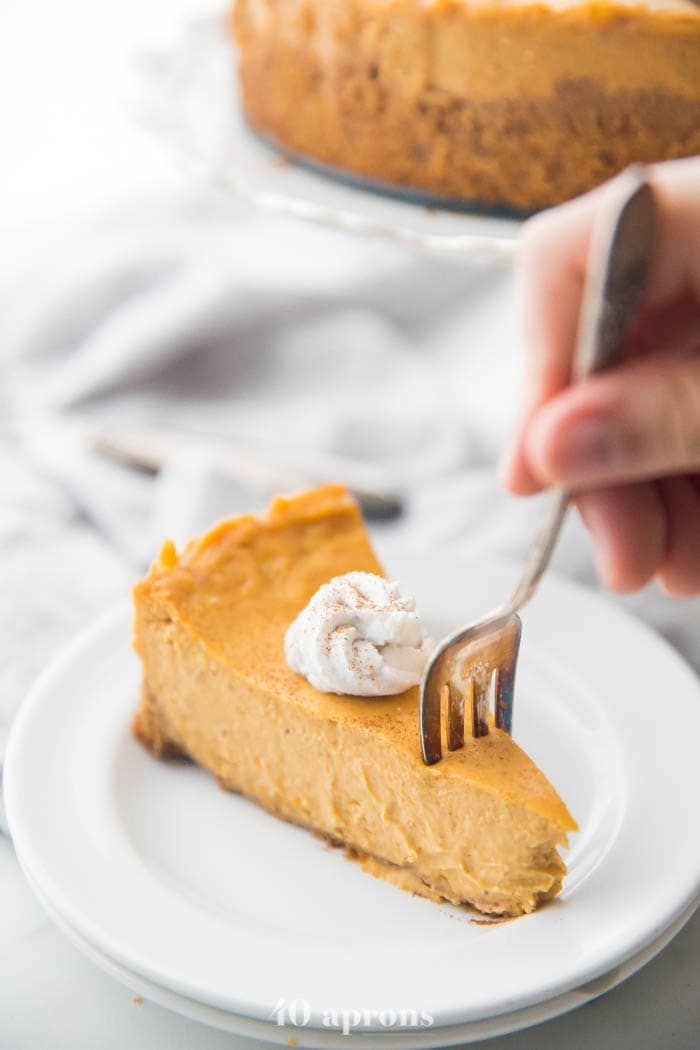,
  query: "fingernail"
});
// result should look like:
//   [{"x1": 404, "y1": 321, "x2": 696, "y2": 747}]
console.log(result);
[
  {"x1": 534, "y1": 416, "x2": 621, "y2": 483},
  {"x1": 560, "y1": 419, "x2": 619, "y2": 476}
]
